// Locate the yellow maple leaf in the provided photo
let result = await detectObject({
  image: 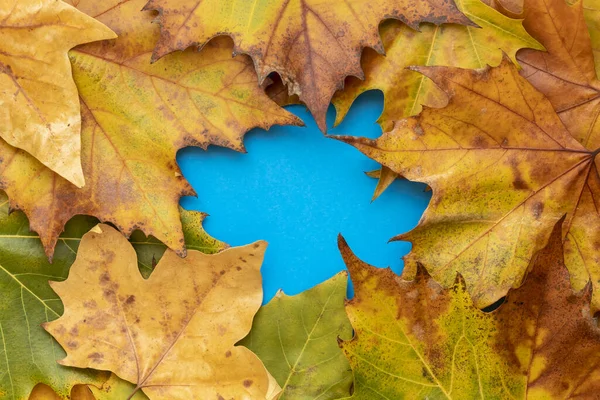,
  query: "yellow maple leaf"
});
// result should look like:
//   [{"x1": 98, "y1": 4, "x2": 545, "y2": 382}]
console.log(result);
[
  {"x1": 332, "y1": 0, "x2": 542, "y2": 132},
  {"x1": 338, "y1": 58, "x2": 600, "y2": 310},
  {"x1": 0, "y1": 0, "x2": 300, "y2": 259},
  {"x1": 44, "y1": 224, "x2": 277, "y2": 400},
  {"x1": 144, "y1": 0, "x2": 471, "y2": 131},
  {"x1": 0, "y1": 0, "x2": 115, "y2": 187}
]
